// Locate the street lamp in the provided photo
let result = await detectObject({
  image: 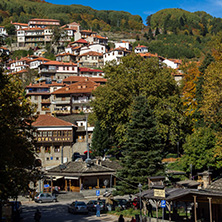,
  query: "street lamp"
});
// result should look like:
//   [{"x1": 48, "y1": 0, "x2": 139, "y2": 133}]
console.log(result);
[{"x1": 138, "y1": 183, "x2": 142, "y2": 222}]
